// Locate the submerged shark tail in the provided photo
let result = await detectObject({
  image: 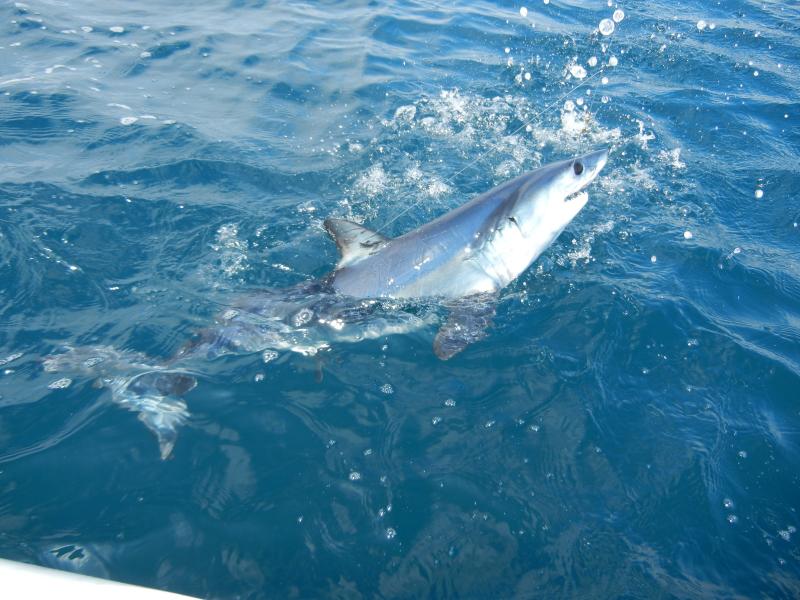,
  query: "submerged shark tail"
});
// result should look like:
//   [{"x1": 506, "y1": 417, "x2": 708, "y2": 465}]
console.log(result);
[{"x1": 43, "y1": 346, "x2": 197, "y2": 459}]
